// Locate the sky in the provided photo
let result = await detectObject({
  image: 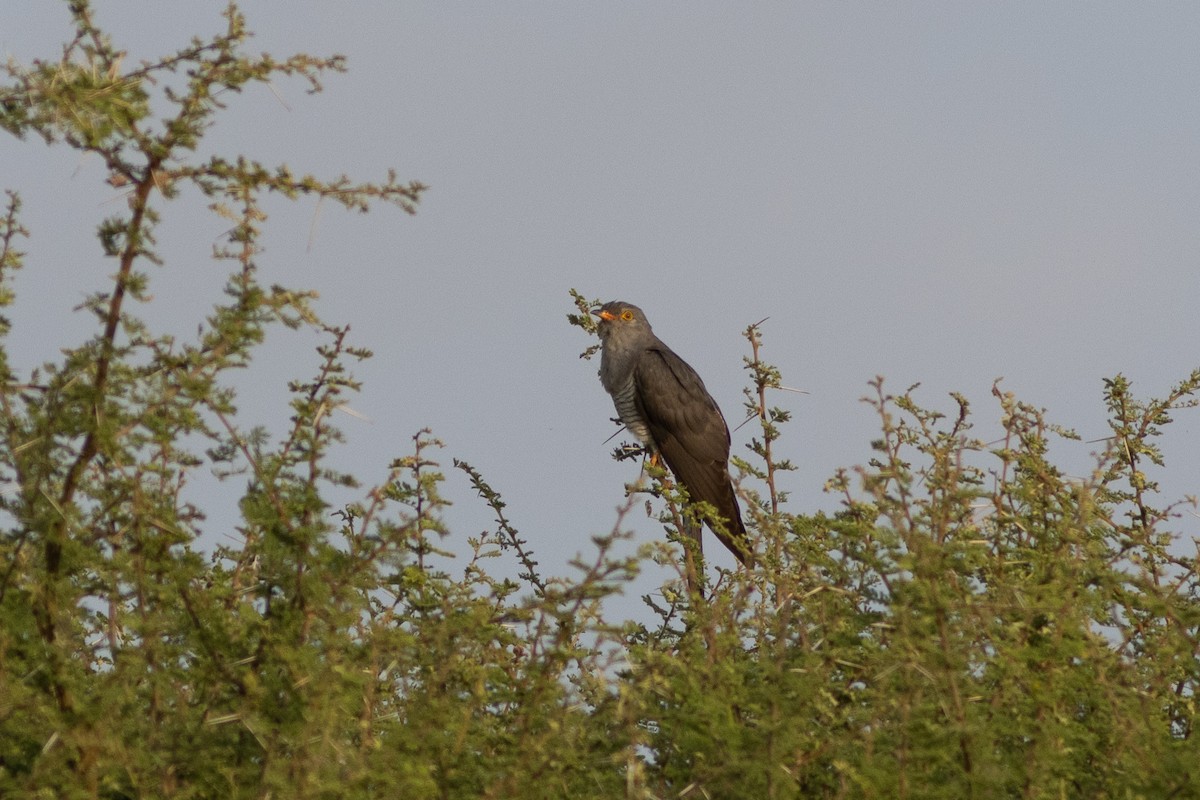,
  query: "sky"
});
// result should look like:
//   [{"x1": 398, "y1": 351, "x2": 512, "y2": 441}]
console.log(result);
[{"x1": 4, "y1": 3, "x2": 1200, "y2": 608}]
